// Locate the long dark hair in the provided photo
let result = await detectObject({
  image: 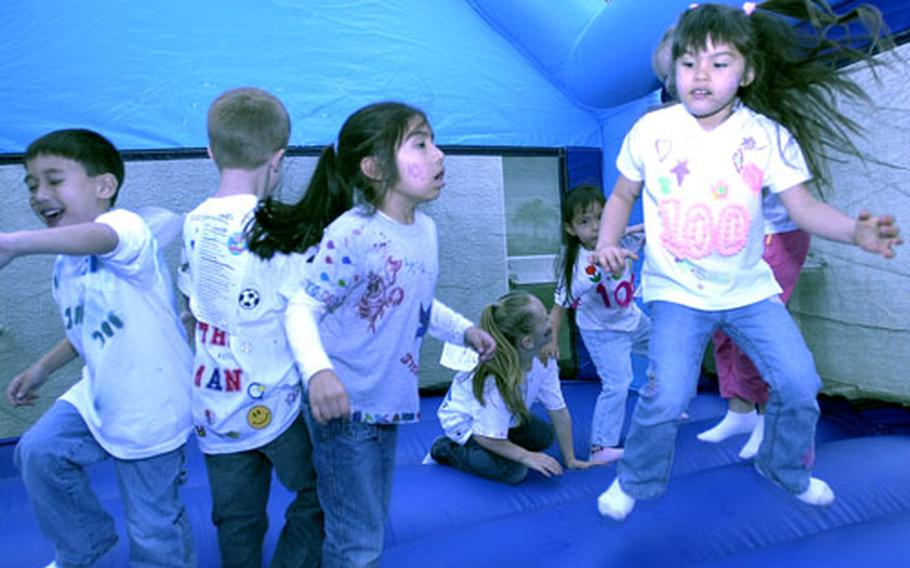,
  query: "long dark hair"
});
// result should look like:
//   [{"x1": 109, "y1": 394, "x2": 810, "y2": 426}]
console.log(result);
[
  {"x1": 246, "y1": 101, "x2": 429, "y2": 259},
  {"x1": 672, "y1": 1, "x2": 893, "y2": 188},
  {"x1": 557, "y1": 184, "x2": 605, "y2": 305}
]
